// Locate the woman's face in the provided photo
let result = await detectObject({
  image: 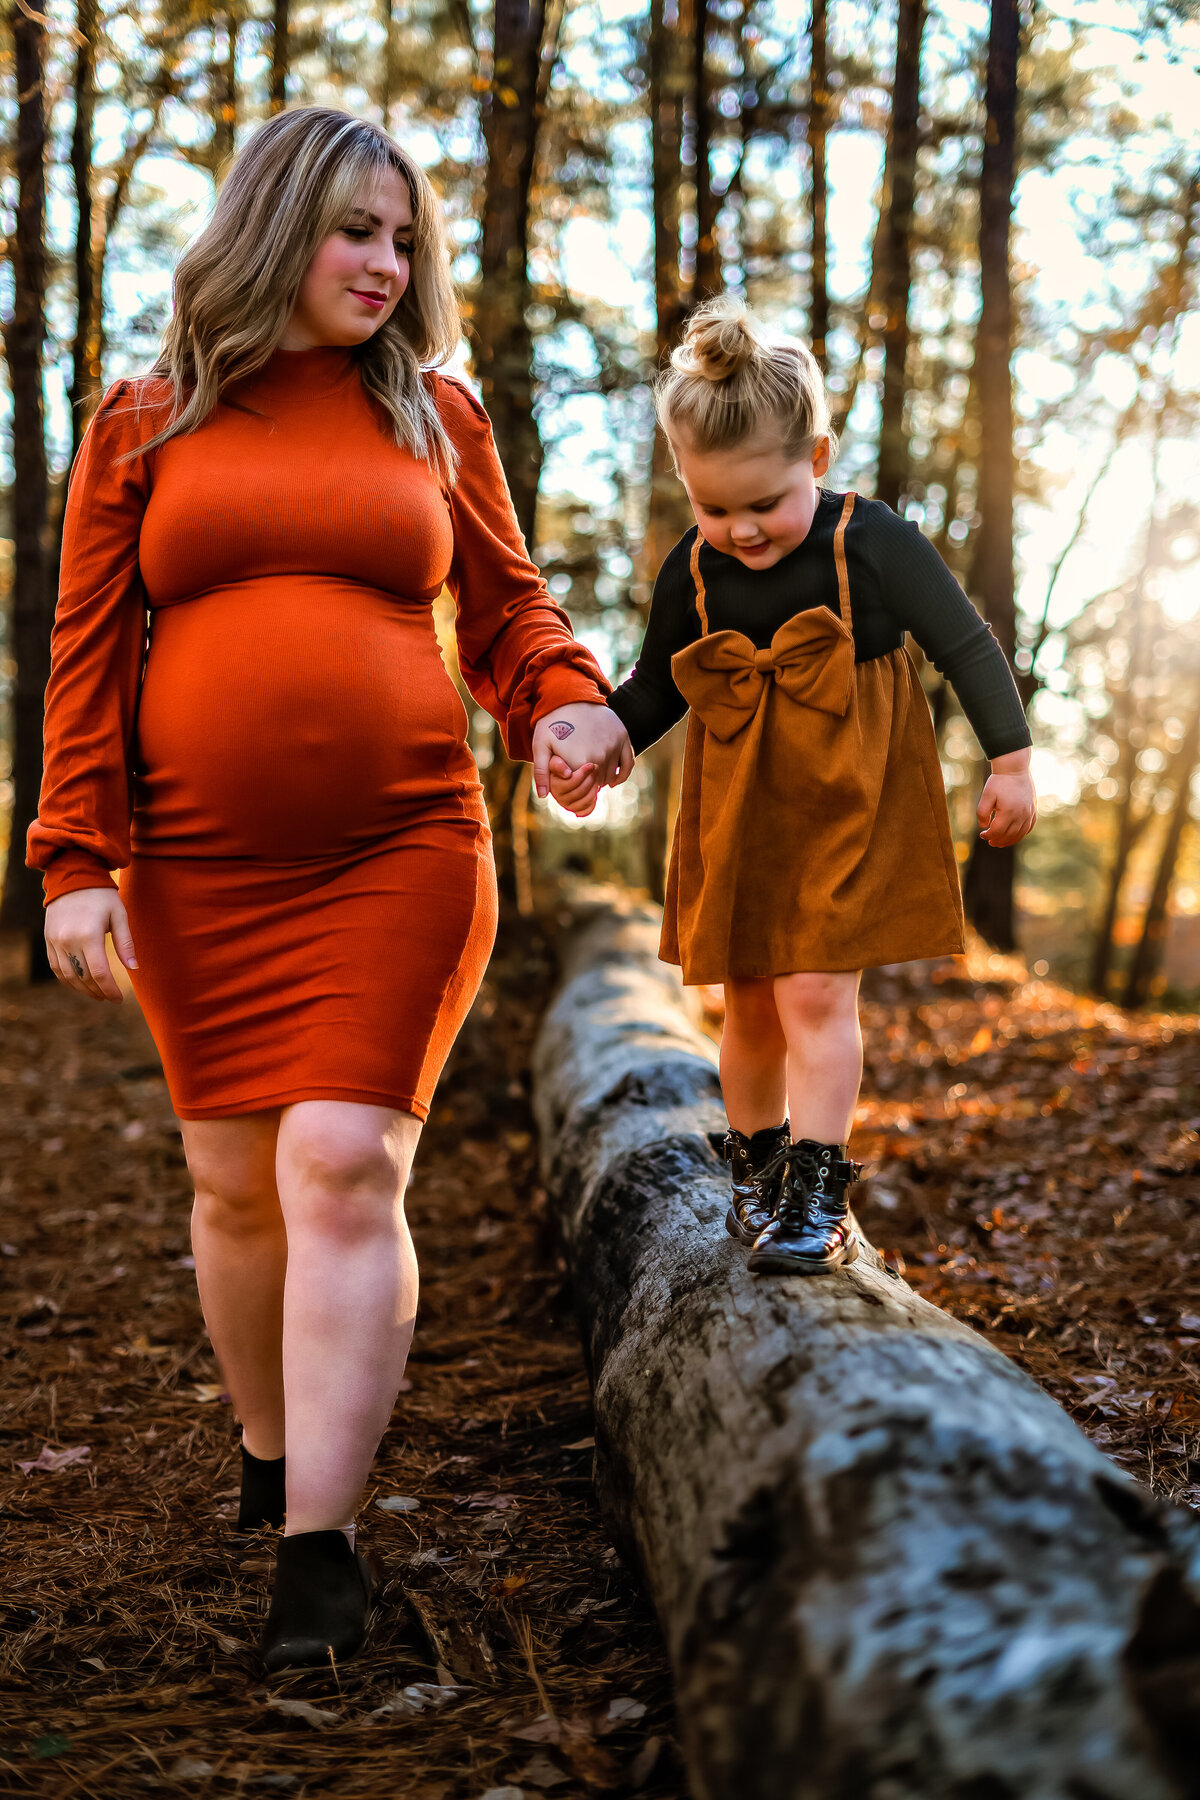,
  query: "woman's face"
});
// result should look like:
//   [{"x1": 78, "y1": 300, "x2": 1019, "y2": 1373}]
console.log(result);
[
  {"x1": 673, "y1": 431, "x2": 832, "y2": 570},
  {"x1": 281, "y1": 165, "x2": 414, "y2": 351}
]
